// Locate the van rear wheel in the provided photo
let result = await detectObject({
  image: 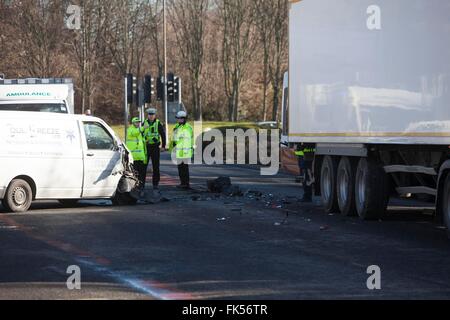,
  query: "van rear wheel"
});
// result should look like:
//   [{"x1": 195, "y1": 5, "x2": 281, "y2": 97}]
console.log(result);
[{"x1": 4, "y1": 179, "x2": 33, "y2": 213}]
